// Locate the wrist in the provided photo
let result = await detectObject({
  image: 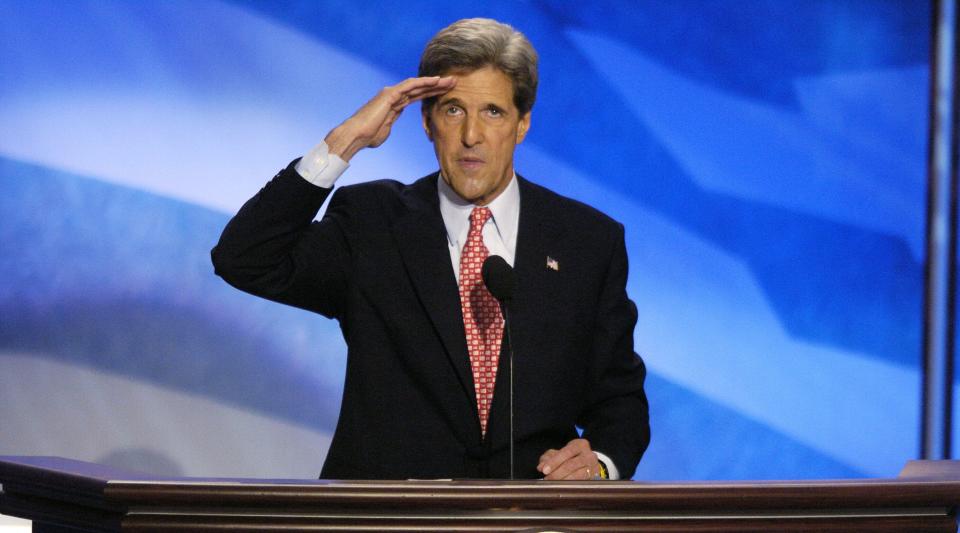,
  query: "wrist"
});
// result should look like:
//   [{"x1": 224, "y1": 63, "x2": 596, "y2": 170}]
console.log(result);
[
  {"x1": 296, "y1": 141, "x2": 349, "y2": 187},
  {"x1": 324, "y1": 124, "x2": 366, "y2": 162}
]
